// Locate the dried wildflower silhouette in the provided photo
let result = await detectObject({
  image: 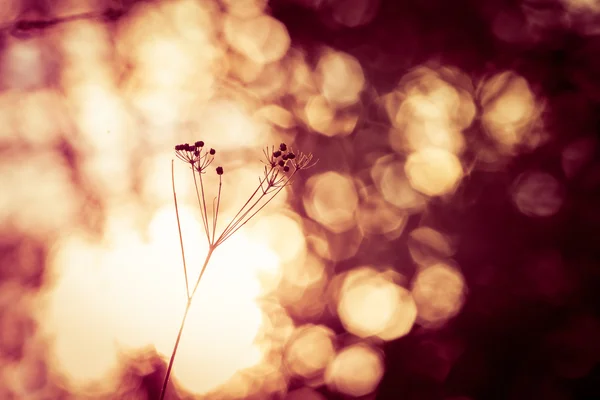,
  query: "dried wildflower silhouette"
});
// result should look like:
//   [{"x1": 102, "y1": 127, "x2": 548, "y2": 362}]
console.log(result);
[{"x1": 161, "y1": 141, "x2": 316, "y2": 400}]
